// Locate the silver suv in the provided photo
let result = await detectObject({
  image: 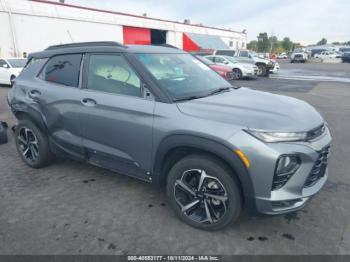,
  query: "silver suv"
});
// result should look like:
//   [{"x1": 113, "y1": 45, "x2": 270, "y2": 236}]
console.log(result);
[{"x1": 7, "y1": 42, "x2": 332, "y2": 230}]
